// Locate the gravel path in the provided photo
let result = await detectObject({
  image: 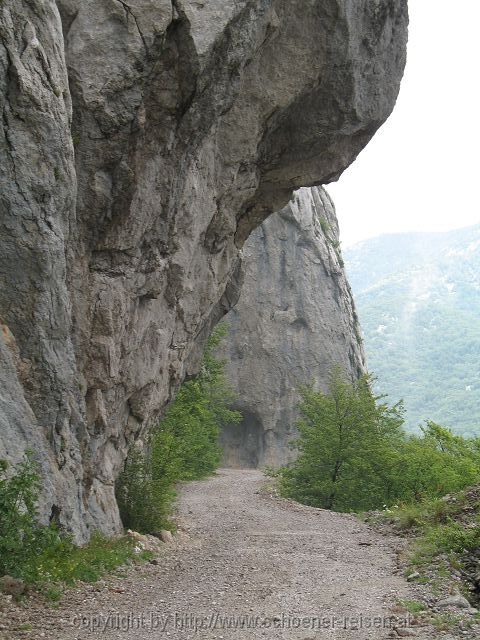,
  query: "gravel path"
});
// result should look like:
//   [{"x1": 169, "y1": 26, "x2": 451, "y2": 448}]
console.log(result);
[{"x1": 3, "y1": 470, "x2": 434, "y2": 639}]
